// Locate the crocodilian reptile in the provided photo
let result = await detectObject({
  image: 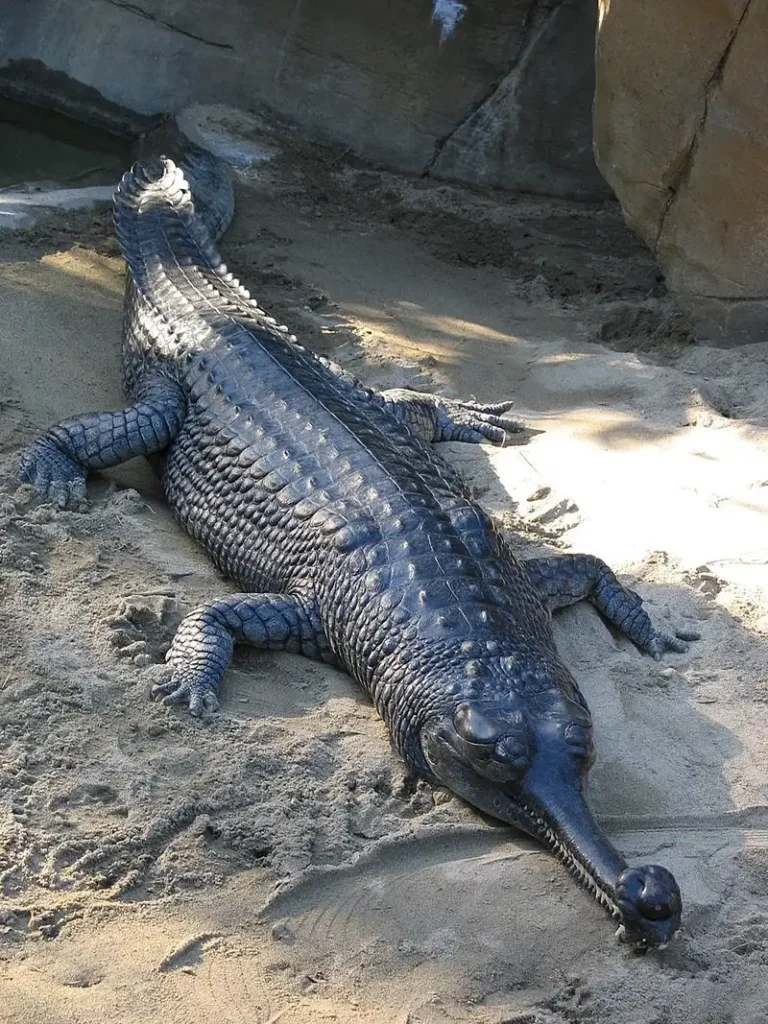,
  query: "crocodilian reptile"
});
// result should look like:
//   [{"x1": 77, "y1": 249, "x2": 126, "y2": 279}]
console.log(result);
[{"x1": 19, "y1": 140, "x2": 698, "y2": 950}]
